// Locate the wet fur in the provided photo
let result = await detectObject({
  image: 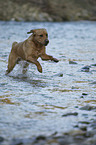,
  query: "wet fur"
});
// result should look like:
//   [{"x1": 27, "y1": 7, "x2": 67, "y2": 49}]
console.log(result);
[{"x1": 6, "y1": 29, "x2": 59, "y2": 74}]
